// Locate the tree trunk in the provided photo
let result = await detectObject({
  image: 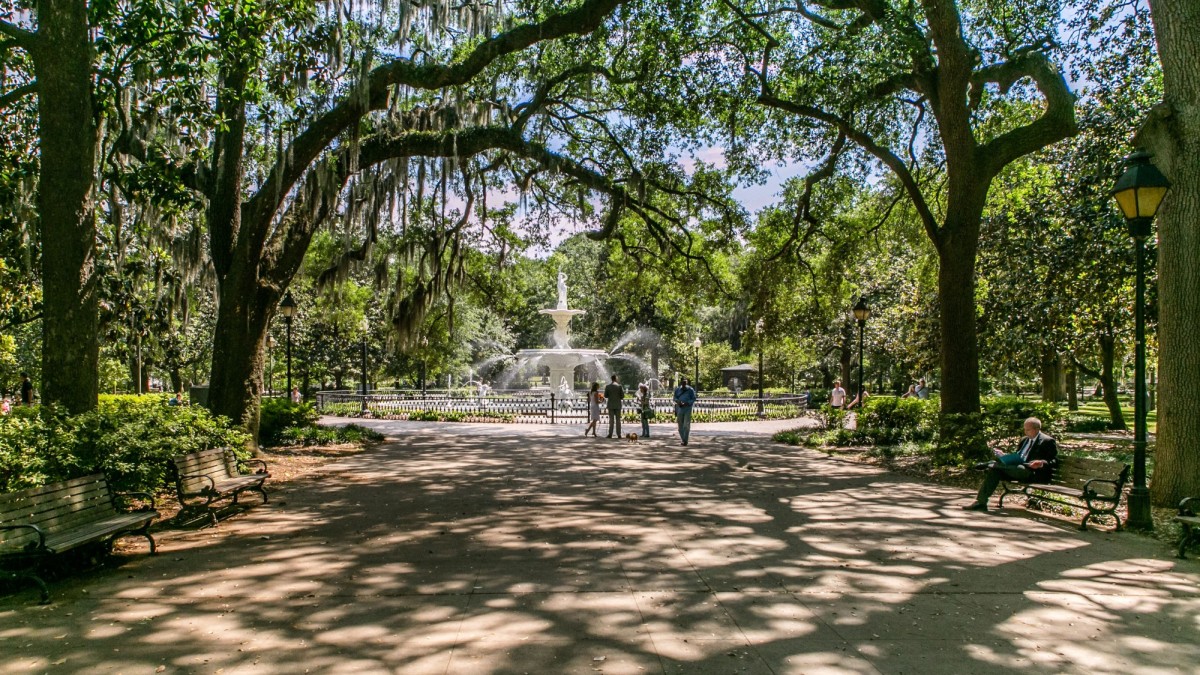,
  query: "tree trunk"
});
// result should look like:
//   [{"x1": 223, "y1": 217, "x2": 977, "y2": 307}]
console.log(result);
[
  {"x1": 1040, "y1": 349, "x2": 1063, "y2": 402},
  {"x1": 935, "y1": 221, "x2": 984, "y2": 458},
  {"x1": 1066, "y1": 364, "x2": 1078, "y2": 411},
  {"x1": 1143, "y1": 0, "x2": 1200, "y2": 506},
  {"x1": 207, "y1": 267, "x2": 274, "y2": 451},
  {"x1": 1098, "y1": 333, "x2": 1126, "y2": 430},
  {"x1": 34, "y1": 0, "x2": 99, "y2": 413}
]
